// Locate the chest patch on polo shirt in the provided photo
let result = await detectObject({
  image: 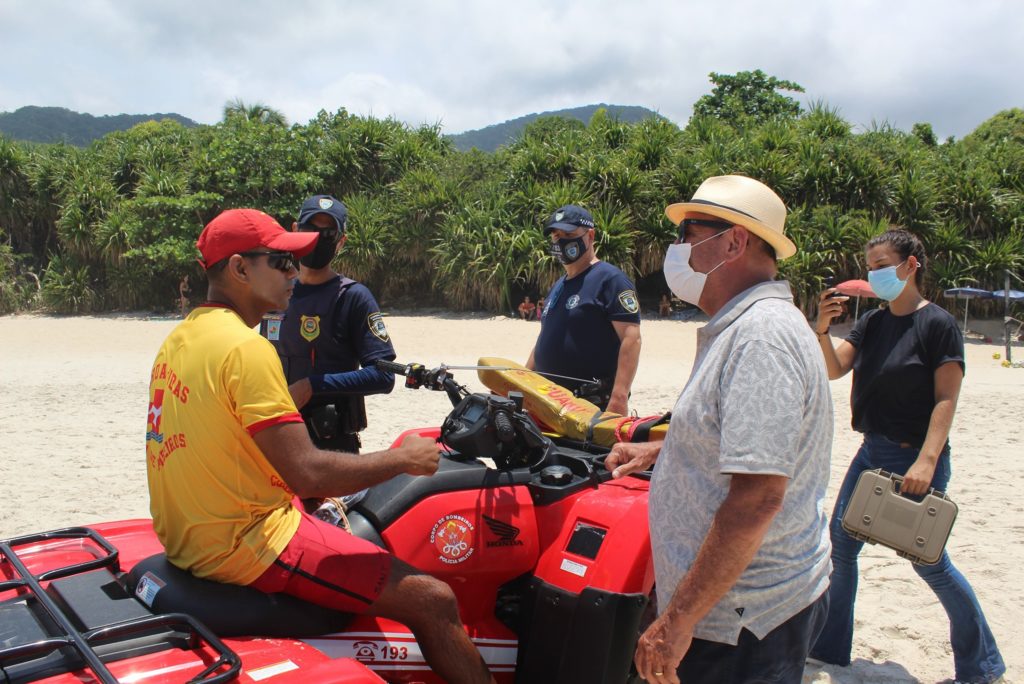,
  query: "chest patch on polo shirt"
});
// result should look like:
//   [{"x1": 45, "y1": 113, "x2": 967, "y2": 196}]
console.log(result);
[
  {"x1": 368, "y1": 312, "x2": 390, "y2": 342},
  {"x1": 300, "y1": 315, "x2": 321, "y2": 342},
  {"x1": 566, "y1": 294, "x2": 581, "y2": 310},
  {"x1": 618, "y1": 290, "x2": 639, "y2": 314}
]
